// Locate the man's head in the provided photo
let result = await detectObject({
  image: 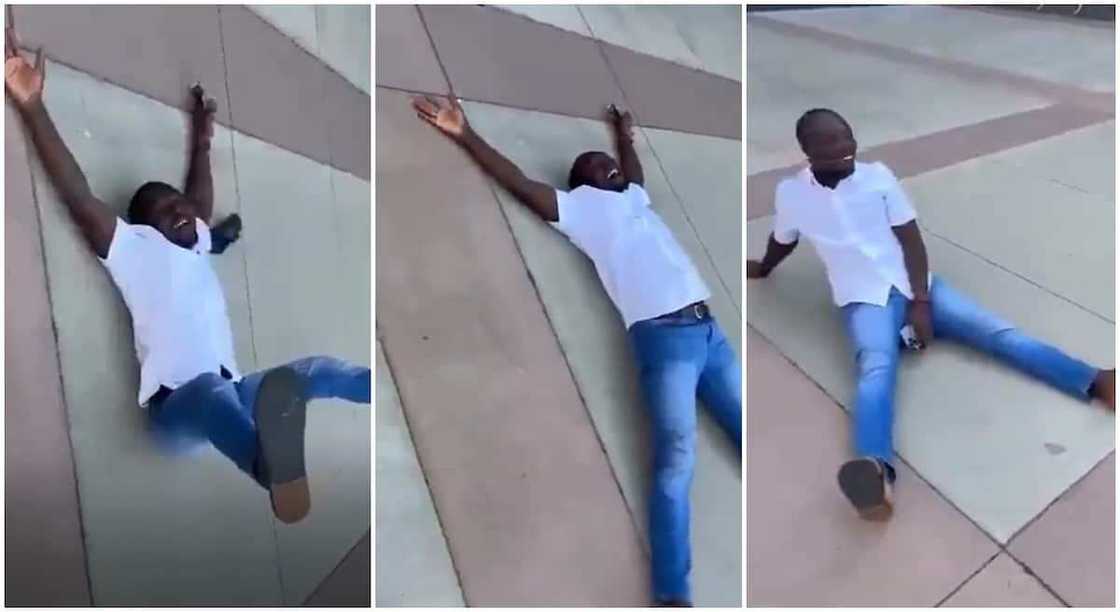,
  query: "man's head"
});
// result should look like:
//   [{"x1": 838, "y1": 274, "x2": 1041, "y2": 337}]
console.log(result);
[
  {"x1": 128, "y1": 181, "x2": 198, "y2": 248},
  {"x1": 796, "y1": 108, "x2": 857, "y2": 187},
  {"x1": 568, "y1": 151, "x2": 627, "y2": 193}
]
